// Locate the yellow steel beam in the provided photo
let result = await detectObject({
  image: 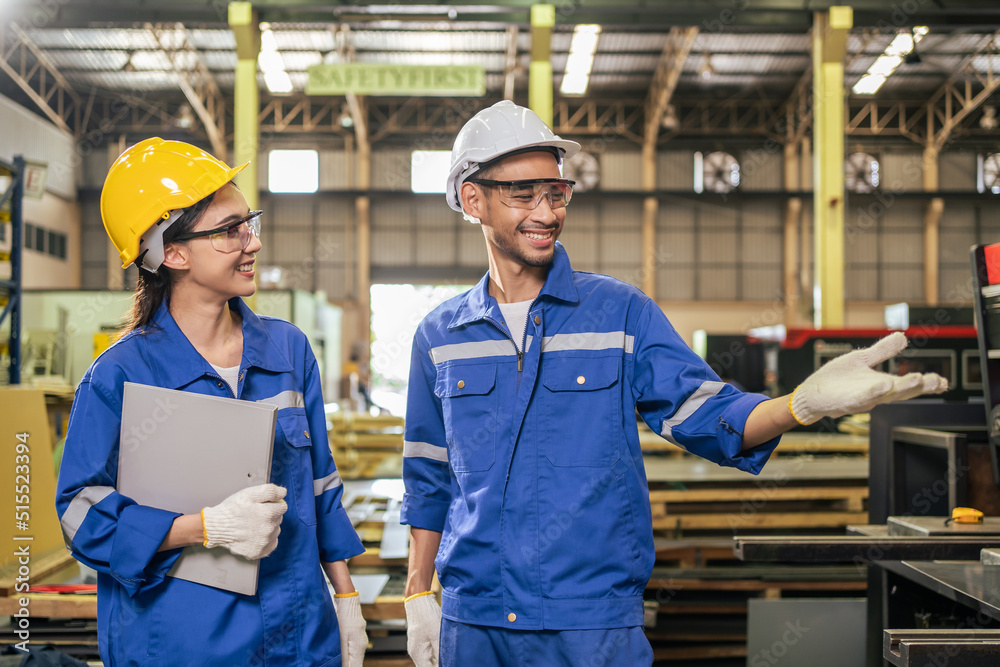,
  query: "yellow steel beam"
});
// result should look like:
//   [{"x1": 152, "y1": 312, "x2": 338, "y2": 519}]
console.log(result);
[
  {"x1": 229, "y1": 2, "x2": 259, "y2": 212},
  {"x1": 529, "y1": 4, "x2": 554, "y2": 126},
  {"x1": 811, "y1": 6, "x2": 851, "y2": 328}
]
